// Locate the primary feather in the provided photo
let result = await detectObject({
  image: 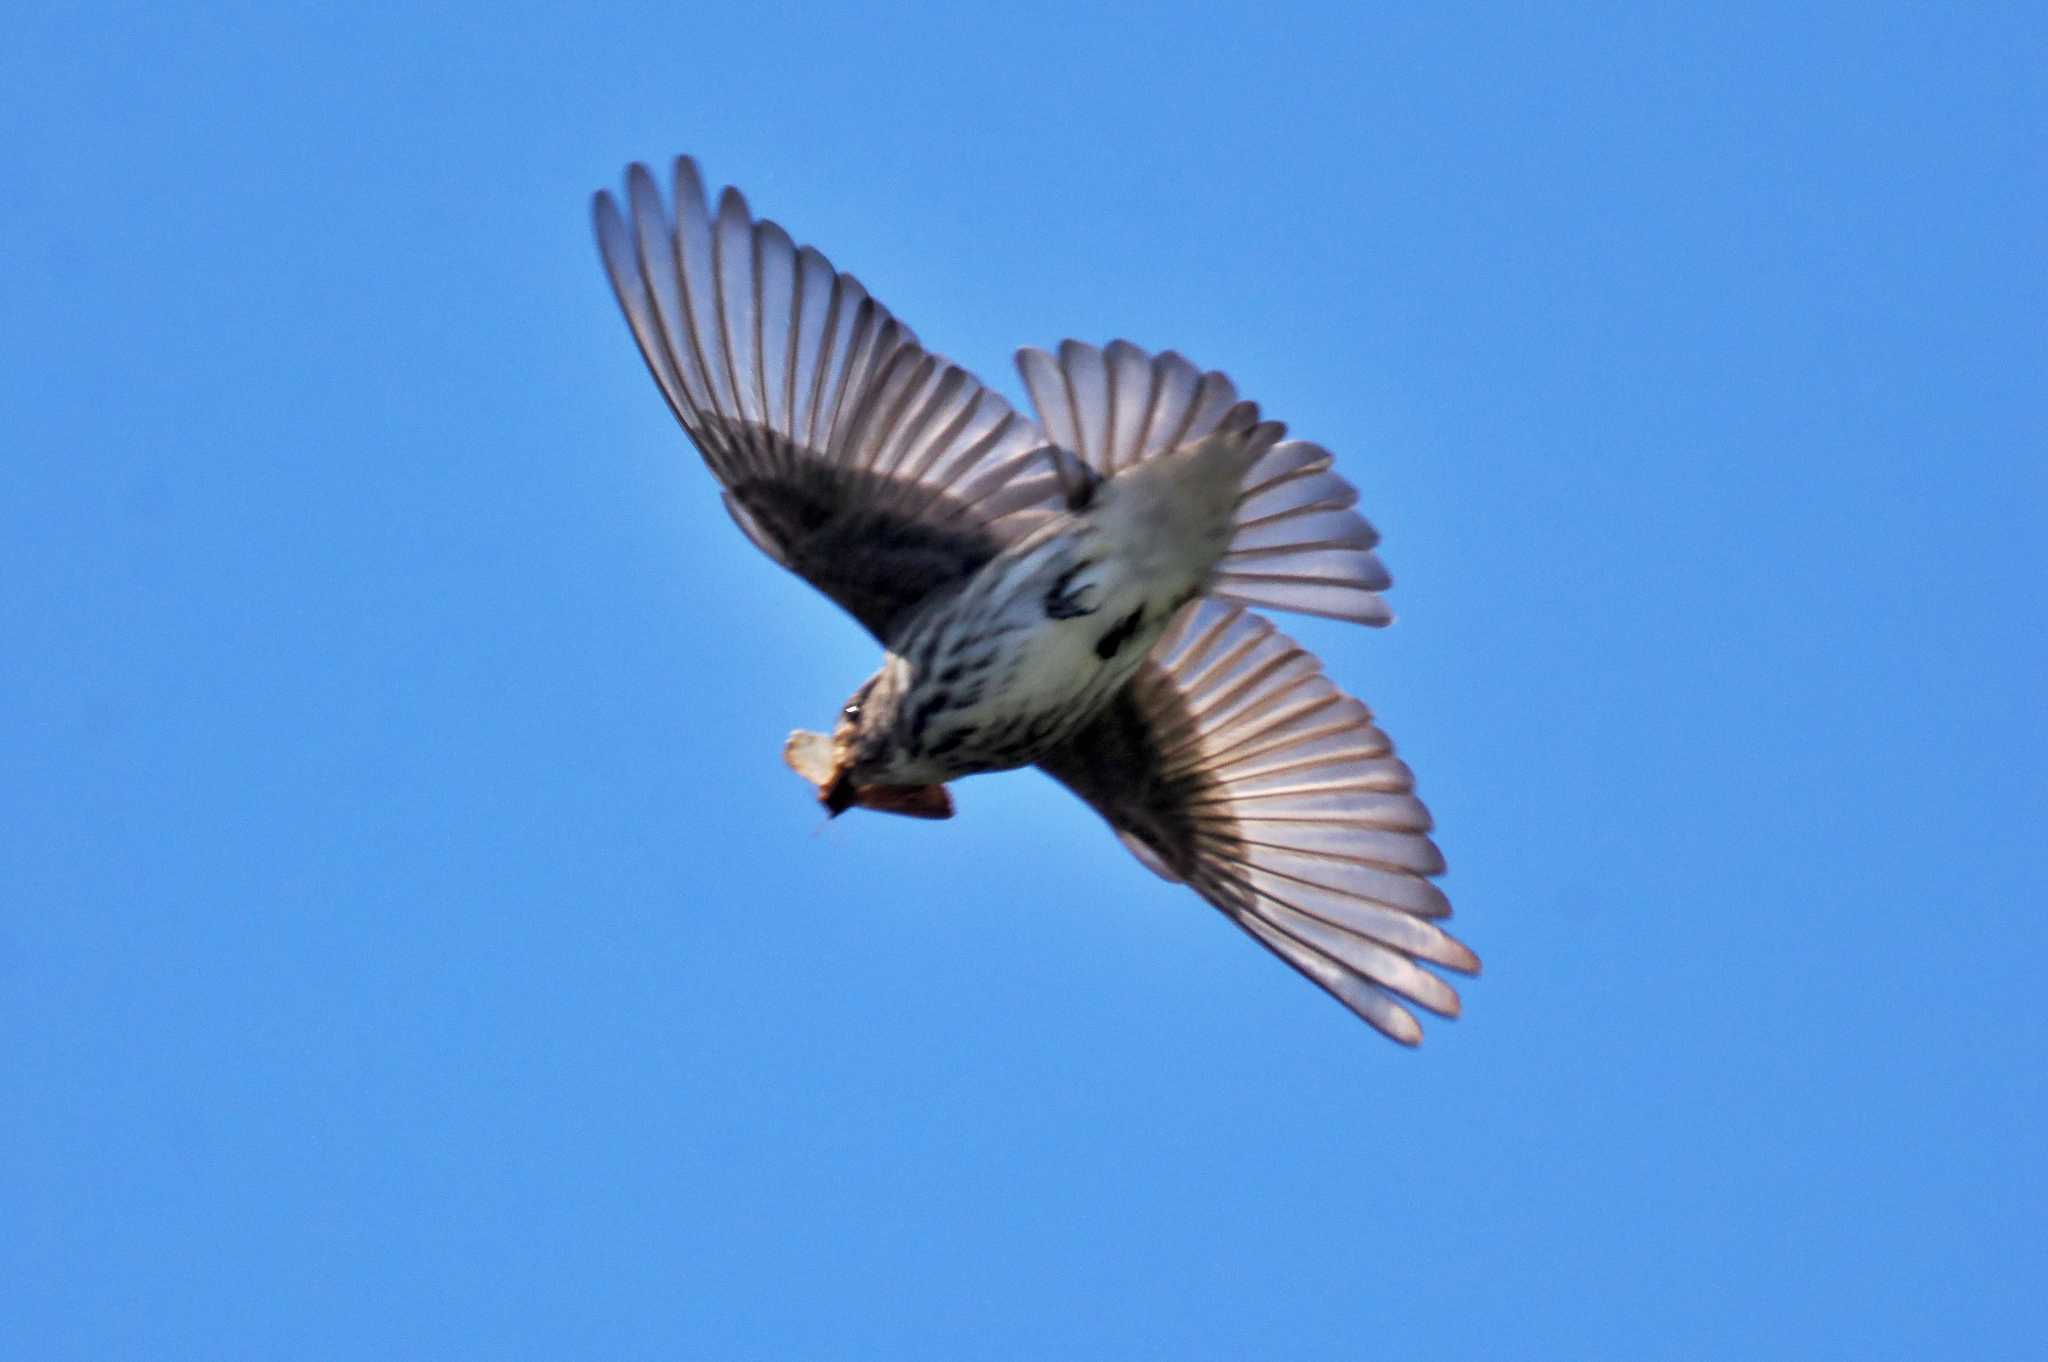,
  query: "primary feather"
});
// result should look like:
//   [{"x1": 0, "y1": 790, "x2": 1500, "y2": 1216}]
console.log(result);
[{"x1": 593, "y1": 156, "x2": 1476, "y2": 1042}]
